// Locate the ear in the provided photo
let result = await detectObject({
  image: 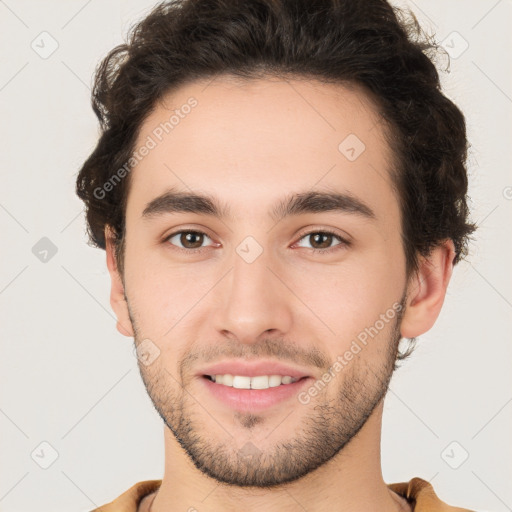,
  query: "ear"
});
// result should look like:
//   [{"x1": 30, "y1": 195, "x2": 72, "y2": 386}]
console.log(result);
[
  {"x1": 400, "y1": 239, "x2": 456, "y2": 338},
  {"x1": 105, "y1": 226, "x2": 135, "y2": 338}
]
